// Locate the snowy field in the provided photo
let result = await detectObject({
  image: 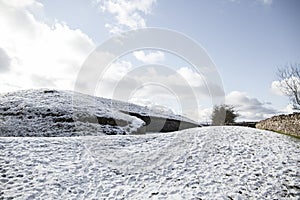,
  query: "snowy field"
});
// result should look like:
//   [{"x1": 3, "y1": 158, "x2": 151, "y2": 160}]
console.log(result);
[{"x1": 1, "y1": 126, "x2": 299, "y2": 199}]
